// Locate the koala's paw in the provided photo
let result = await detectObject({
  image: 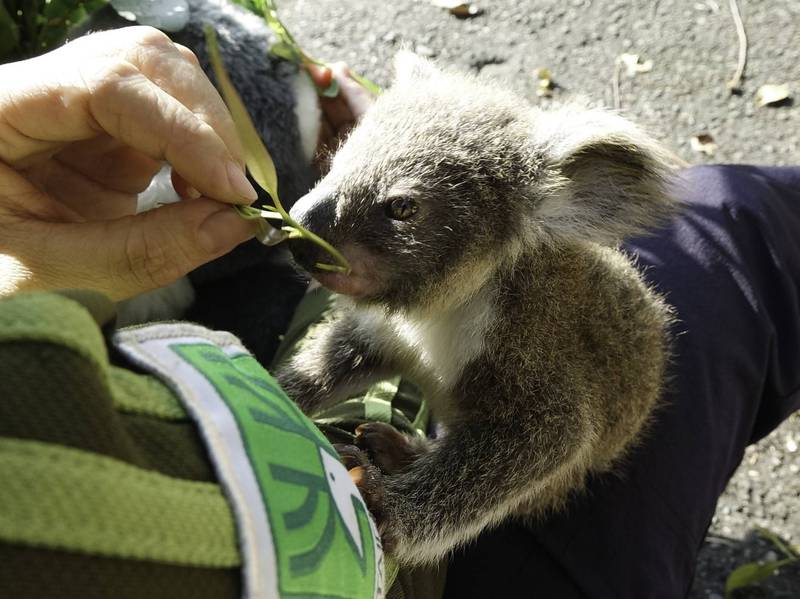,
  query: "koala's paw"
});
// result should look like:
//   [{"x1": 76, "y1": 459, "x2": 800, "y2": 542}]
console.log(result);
[
  {"x1": 354, "y1": 422, "x2": 420, "y2": 475},
  {"x1": 334, "y1": 443, "x2": 393, "y2": 546}
]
